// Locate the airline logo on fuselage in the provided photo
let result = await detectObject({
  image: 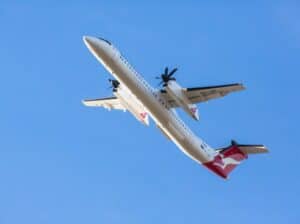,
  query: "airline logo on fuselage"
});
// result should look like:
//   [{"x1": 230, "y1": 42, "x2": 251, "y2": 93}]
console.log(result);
[{"x1": 140, "y1": 112, "x2": 148, "y2": 120}]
